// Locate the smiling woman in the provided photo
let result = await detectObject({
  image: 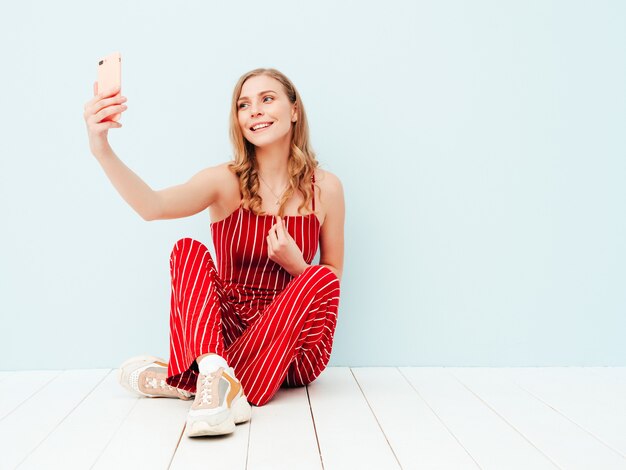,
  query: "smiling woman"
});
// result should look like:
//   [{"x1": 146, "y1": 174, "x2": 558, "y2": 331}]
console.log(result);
[{"x1": 85, "y1": 66, "x2": 345, "y2": 438}]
